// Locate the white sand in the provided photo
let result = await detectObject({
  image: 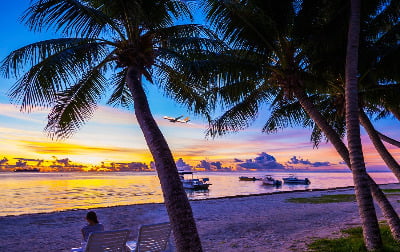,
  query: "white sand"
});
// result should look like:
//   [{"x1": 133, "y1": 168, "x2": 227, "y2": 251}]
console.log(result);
[{"x1": 1, "y1": 184, "x2": 399, "y2": 252}]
